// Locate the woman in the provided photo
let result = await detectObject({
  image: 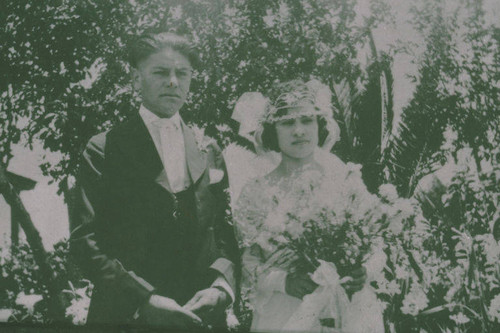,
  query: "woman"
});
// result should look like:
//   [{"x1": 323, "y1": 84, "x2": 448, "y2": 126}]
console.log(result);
[{"x1": 233, "y1": 80, "x2": 384, "y2": 332}]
